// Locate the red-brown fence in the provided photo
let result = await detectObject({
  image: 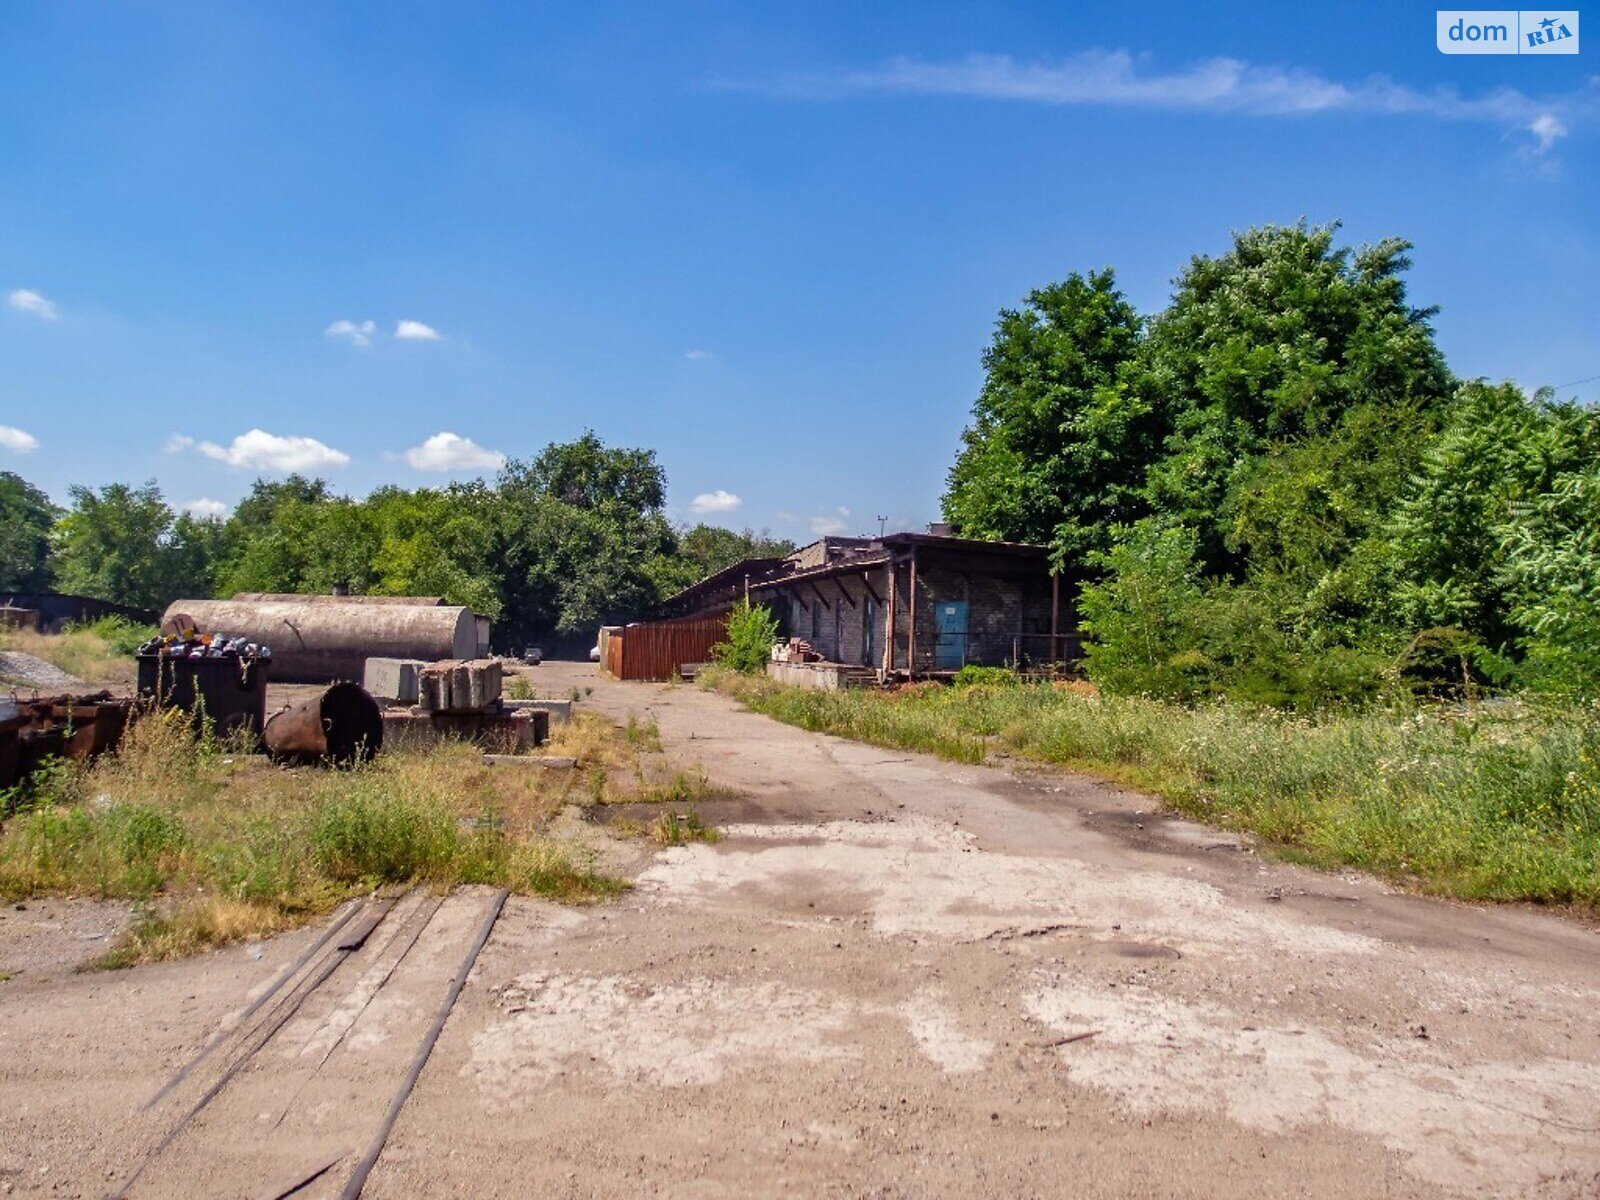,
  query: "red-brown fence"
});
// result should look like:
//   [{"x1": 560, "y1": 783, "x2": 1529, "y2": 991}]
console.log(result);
[{"x1": 604, "y1": 613, "x2": 730, "y2": 681}]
